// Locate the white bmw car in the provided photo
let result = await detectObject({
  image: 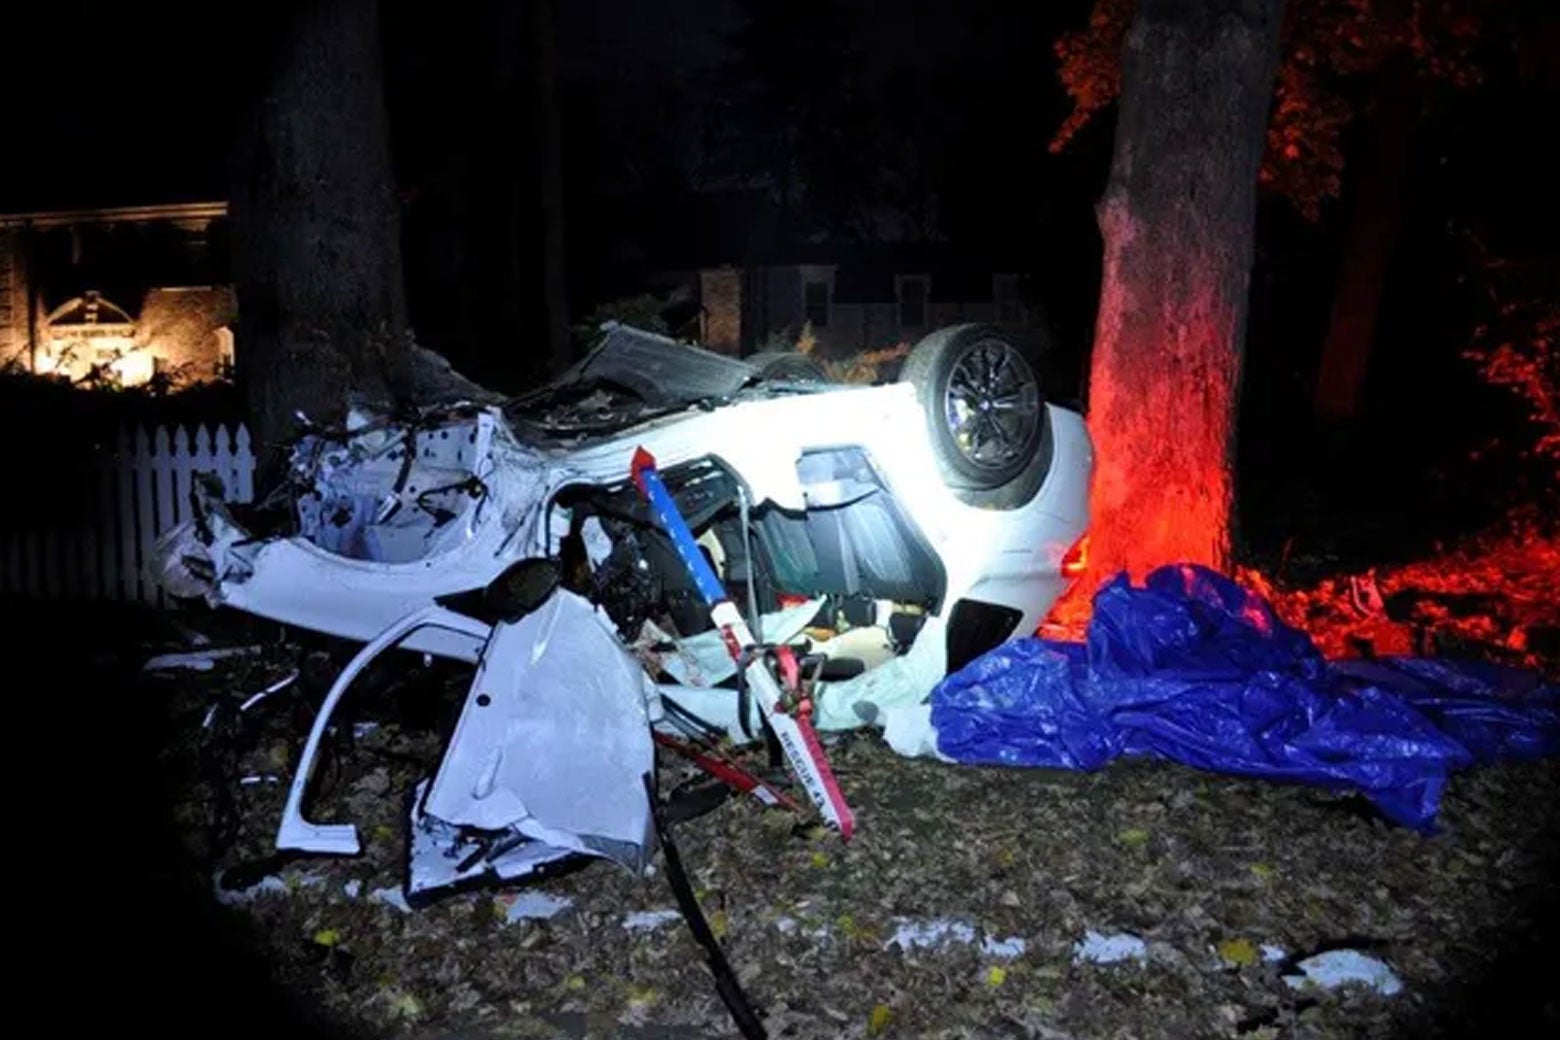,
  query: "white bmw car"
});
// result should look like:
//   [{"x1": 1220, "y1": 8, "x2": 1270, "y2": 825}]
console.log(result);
[{"x1": 158, "y1": 322, "x2": 1092, "y2": 897}]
